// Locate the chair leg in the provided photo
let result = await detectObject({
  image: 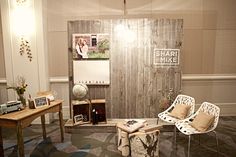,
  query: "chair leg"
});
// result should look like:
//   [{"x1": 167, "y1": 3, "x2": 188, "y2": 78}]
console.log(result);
[
  {"x1": 188, "y1": 135, "x2": 191, "y2": 157},
  {"x1": 213, "y1": 131, "x2": 219, "y2": 157}
]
